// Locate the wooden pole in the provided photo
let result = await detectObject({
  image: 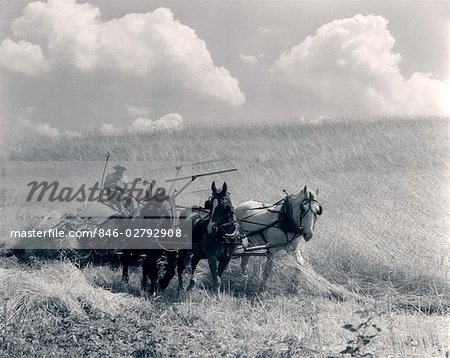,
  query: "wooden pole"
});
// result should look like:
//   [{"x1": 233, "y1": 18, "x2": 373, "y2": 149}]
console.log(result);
[{"x1": 100, "y1": 152, "x2": 111, "y2": 188}]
